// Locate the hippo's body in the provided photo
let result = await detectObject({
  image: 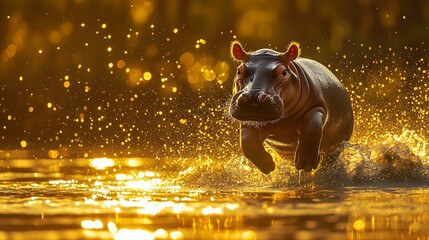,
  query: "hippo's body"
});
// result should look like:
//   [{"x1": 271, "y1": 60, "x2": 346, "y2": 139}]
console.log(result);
[{"x1": 229, "y1": 42, "x2": 353, "y2": 173}]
